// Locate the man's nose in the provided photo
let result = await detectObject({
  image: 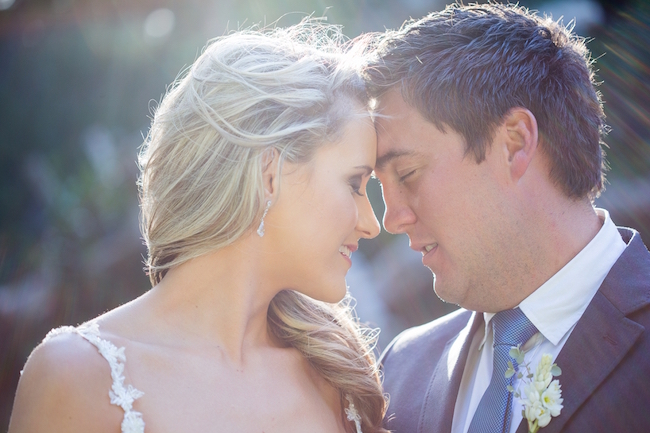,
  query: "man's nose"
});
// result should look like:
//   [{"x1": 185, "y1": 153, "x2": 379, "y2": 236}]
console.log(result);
[{"x1": 382, "y1": 184, "x2": 416, "y2": 234}]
